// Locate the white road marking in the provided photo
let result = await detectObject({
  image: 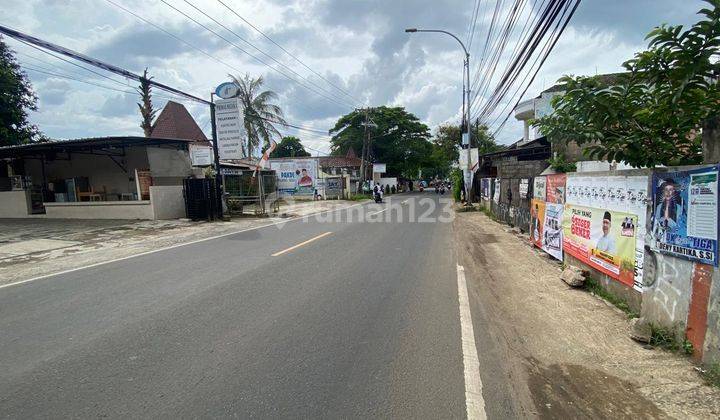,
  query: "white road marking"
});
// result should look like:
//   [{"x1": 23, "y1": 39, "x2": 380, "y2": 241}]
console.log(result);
[
  {"x1": 0, "y1": 202, "x2": 367, "y2": 291},
  {"x1": 271, "y1": 231, "x2": 332, "y2": 257},
  {"x1": 368, "y1": 207, "x2": 389, "y2": 216},
  {"x1": 456, "y1": 264, "x2": 487, "y2": 420}
]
